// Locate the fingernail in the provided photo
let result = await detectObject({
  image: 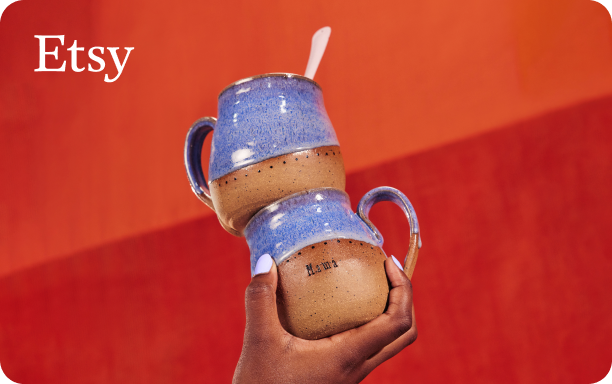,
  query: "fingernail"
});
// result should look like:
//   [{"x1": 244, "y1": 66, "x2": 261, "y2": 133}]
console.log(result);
[
  {"x1": 254, "y1": 254, "x2": 273, "y2": 276},
  {"x1": 391, "y1": 255, "x2": 403, "y2": 271}
]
